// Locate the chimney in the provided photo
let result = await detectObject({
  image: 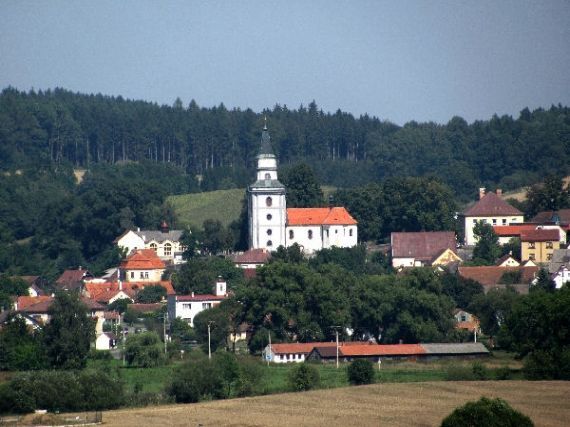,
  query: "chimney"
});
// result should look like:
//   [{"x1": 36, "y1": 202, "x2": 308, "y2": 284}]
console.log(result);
[
  {"x1": 191, "y1": 291, "x2": 195, "y2": 297},
  {"x1": 479, "y1": 188, "x2": 486, "y2": 200},
  {"x1": 160, "y1": 220, "x2": 169, "y2": 233},
  {"x1": 496, "y1": 189, "x2": 502, "y2": 196}
]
